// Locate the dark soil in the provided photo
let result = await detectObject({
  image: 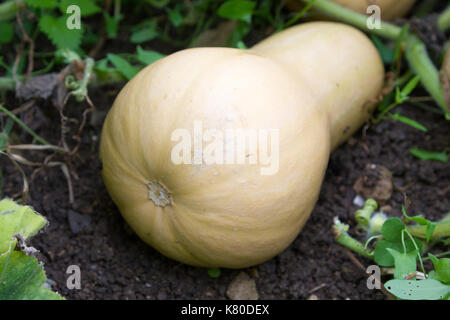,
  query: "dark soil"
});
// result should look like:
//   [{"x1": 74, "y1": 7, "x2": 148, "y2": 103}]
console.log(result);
[{"x1": 2, "y1": 89, "x2": 449, "y2": 299}]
